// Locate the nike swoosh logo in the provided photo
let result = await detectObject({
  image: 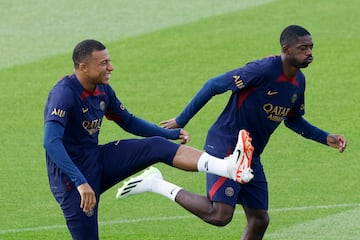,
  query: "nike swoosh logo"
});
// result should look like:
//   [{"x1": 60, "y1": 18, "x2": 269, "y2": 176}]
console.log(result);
[
  {"x1": 170, "y1": 188, "x2": 177, "y2": 195},
  {"x1": 82, "y1": 108, "x2": 89, "y2": 113},
  {"x1": 267, "y1": 90, "x2": 279, "y2": 95},
  {"x1": 204, "y1": 161, "x2": 209, "y2": 171},
  {"x1": 236, "y1": 150, "x2": 241, "y2": 164}
]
